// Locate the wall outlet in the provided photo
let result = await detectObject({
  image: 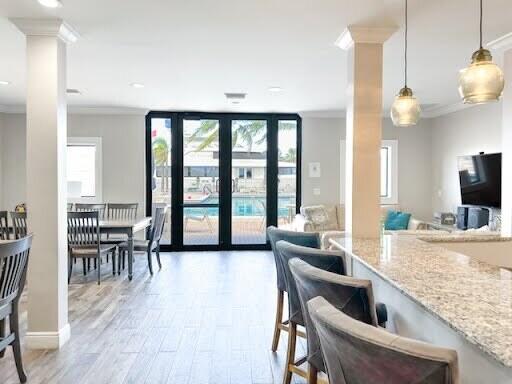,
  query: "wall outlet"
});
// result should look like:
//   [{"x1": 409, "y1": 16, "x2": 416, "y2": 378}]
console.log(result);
[{"x1": 313, "y1": 188, "x2": 321, "y2": 196}]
